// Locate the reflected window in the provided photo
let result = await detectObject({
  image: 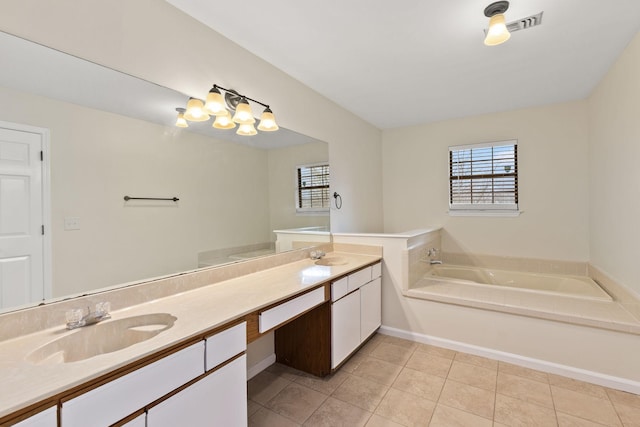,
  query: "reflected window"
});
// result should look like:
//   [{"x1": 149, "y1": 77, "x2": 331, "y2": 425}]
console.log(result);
[
  {"x1": 296, "y1": 163, "x2": 330, "y2": 214},
  {"x1": 449, "y1": 140, "x2": 518, "y2": 213}
]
